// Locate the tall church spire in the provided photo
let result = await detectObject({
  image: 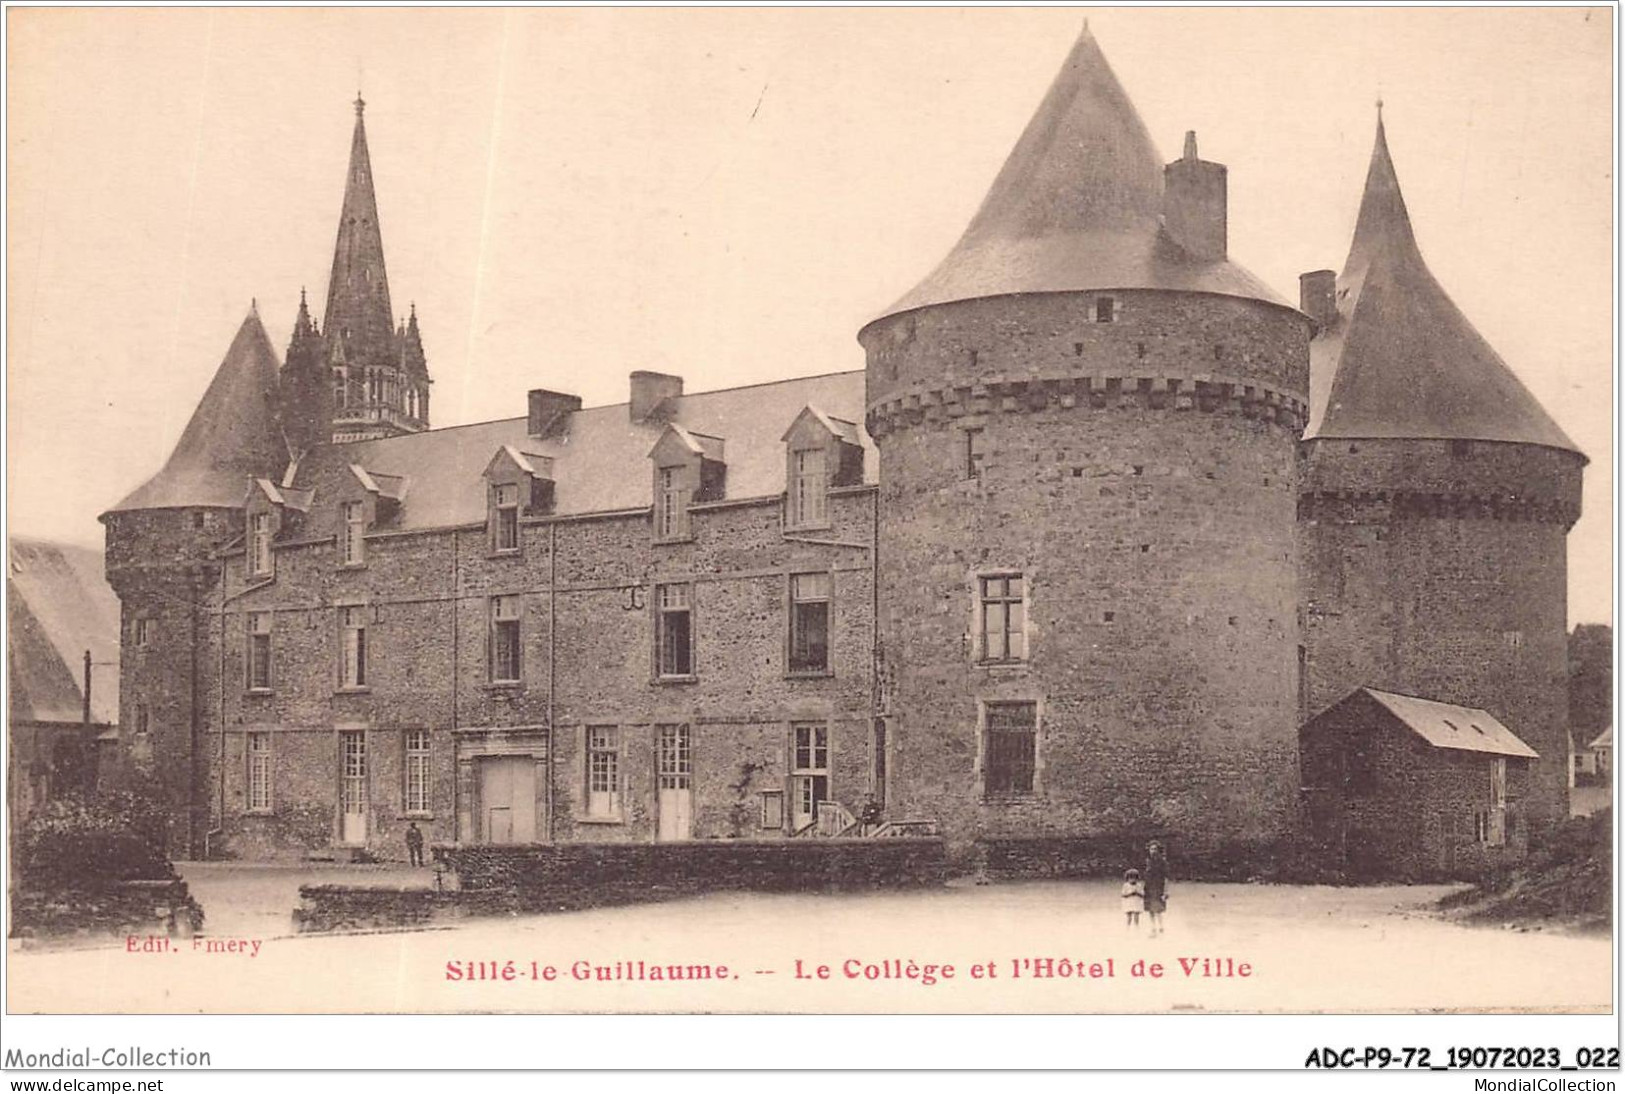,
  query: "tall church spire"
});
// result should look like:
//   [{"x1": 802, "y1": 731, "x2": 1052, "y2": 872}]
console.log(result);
[{"x1": 318, "y1": 96, "x2": 430, "y2": 442}]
